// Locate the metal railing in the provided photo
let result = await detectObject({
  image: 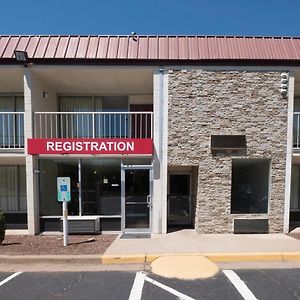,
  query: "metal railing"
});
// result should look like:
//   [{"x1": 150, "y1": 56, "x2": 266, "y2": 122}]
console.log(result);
[
  {"x1": 34, "y1": 112, "x2": 153, "y2": 139},
  {"x1": 294, "y1": 113, "x2": 300, "y2": 149},
  {"x1": 0, "y1": 112, "x2": 24, "y2": 149}
]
